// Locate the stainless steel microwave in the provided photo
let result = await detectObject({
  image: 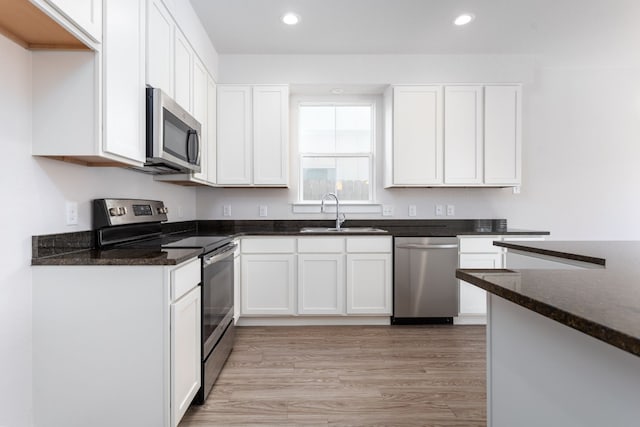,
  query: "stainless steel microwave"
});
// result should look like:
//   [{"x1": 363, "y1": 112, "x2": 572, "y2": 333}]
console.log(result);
[{"x1": 144, "y1": 87, "x2": 201, "y2": 174}]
